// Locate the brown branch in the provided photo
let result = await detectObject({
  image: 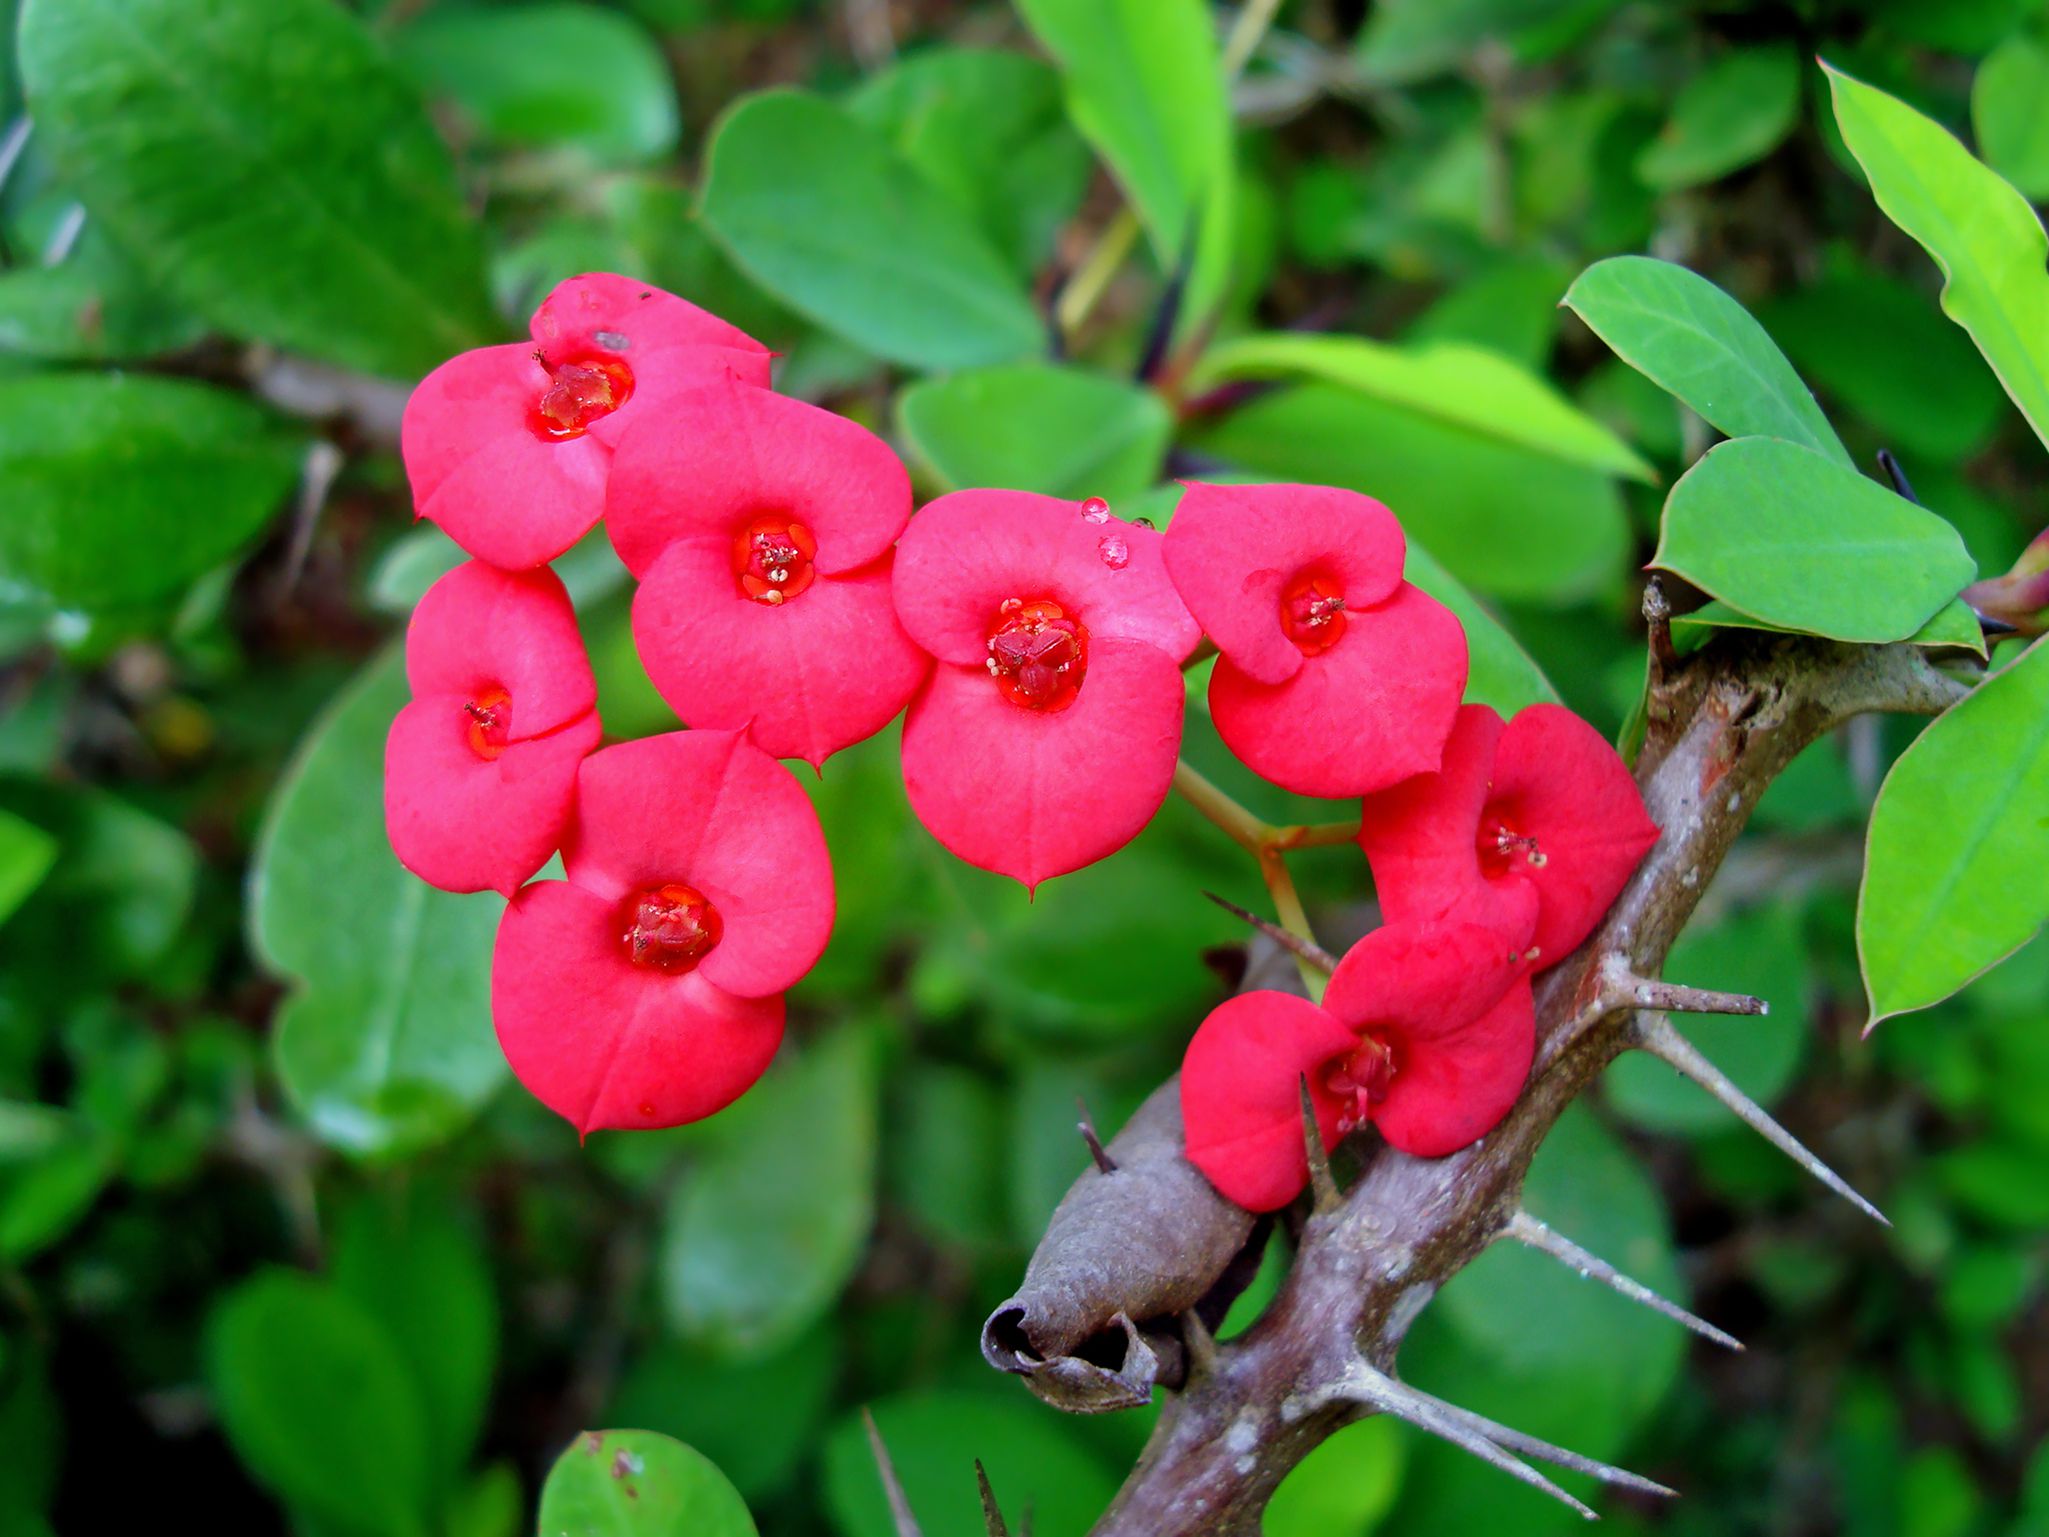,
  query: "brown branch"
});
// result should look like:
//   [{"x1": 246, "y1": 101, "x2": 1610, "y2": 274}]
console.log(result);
[{"x1": 989, "y1": 627, "x2": 1967, "y2": 1535}]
